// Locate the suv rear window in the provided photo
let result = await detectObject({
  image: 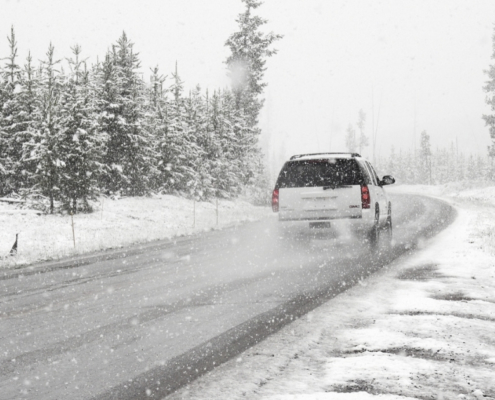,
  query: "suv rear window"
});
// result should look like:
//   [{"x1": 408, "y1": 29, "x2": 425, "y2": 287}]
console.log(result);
[{"x1": 275, "y1": 158, "x2": 365, "y2": 188}]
